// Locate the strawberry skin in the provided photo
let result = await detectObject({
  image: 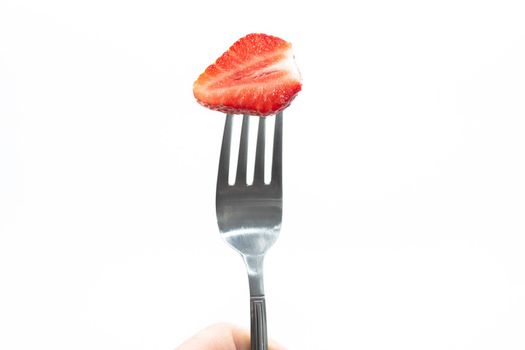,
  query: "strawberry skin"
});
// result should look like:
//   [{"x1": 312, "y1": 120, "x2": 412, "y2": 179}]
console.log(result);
[{"x1": 193, "y1": 33, "x2": 302, "y2": 117}]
